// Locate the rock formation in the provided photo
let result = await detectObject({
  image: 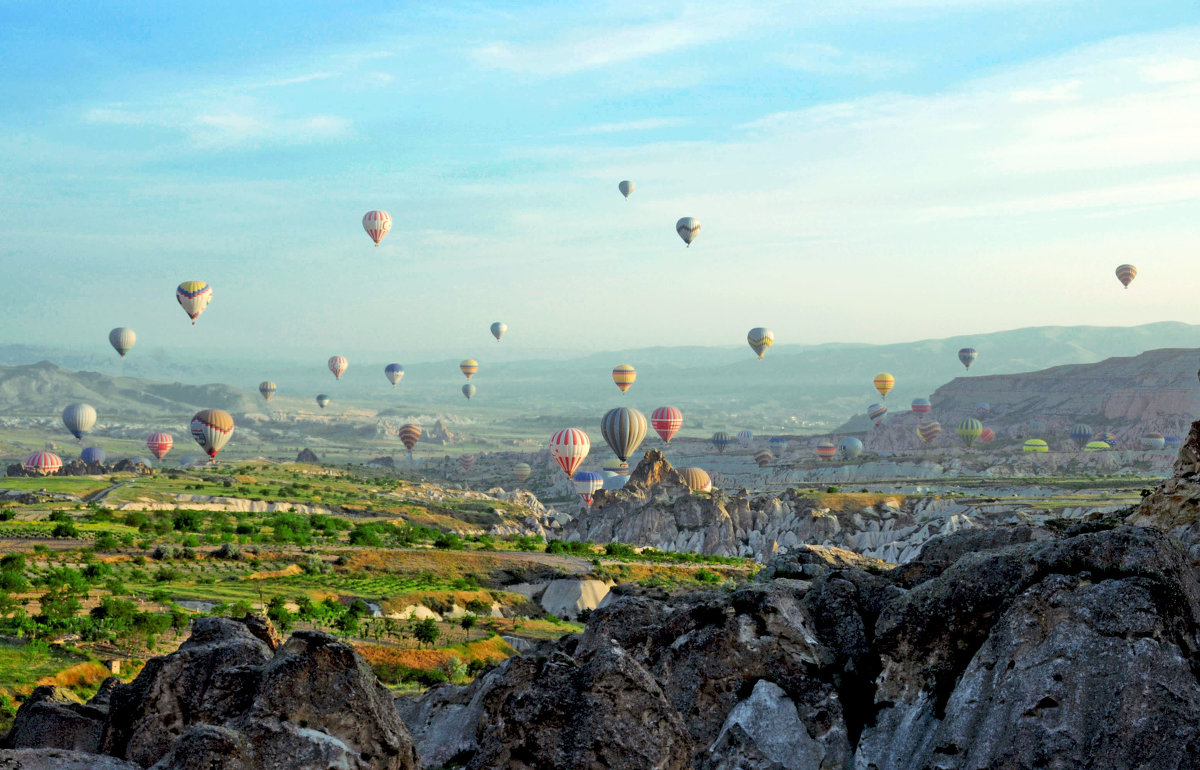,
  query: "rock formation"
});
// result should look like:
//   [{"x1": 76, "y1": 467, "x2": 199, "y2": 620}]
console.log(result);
[
  {"x1": 401, "y1": 524, "x2": 1200, "y2": 769},
  {"x1": 295, "y1": 448, "x2": 321, "y2": 463},
  {"x1": 3, "y1": 616, "x2": 419, "y2": 770}
]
